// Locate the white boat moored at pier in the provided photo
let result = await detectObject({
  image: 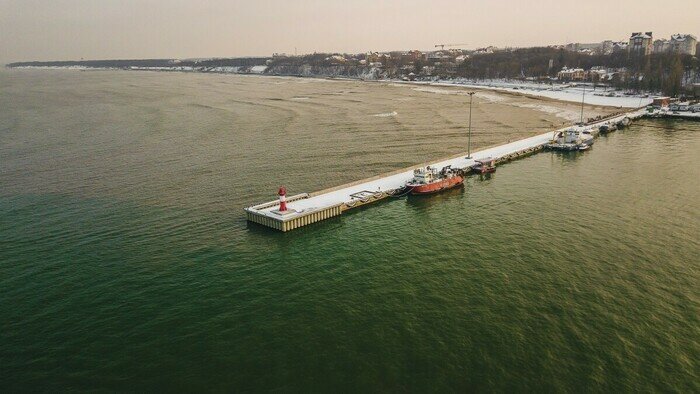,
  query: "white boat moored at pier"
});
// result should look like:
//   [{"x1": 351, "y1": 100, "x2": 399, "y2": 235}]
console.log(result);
[{"x1": 544, "y1": 126, "x2": 595, "y2": 151}]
